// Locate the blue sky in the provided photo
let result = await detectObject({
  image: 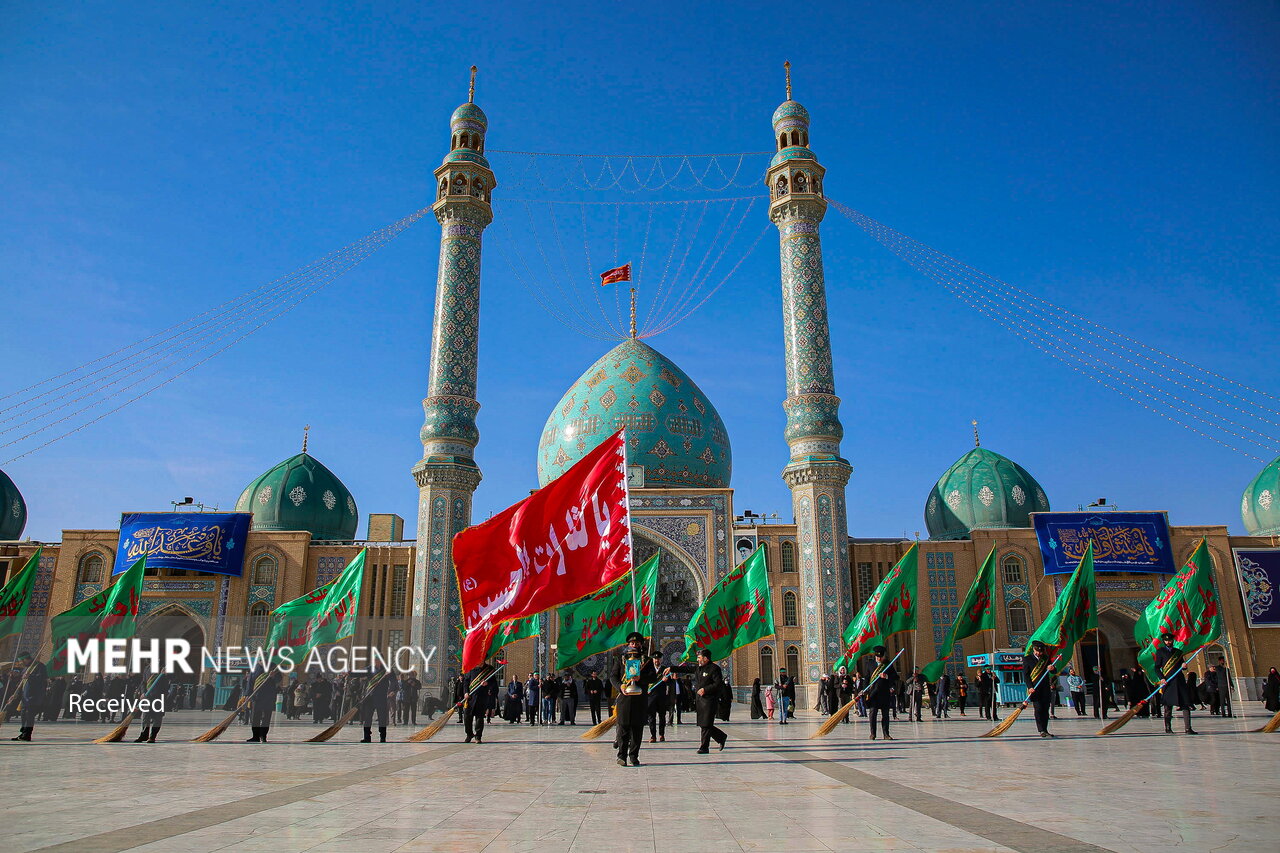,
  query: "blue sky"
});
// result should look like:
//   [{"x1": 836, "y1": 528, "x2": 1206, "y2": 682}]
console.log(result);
[{"x1": 2, "y1": 2, "x2": 1277, "y2": 542}]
